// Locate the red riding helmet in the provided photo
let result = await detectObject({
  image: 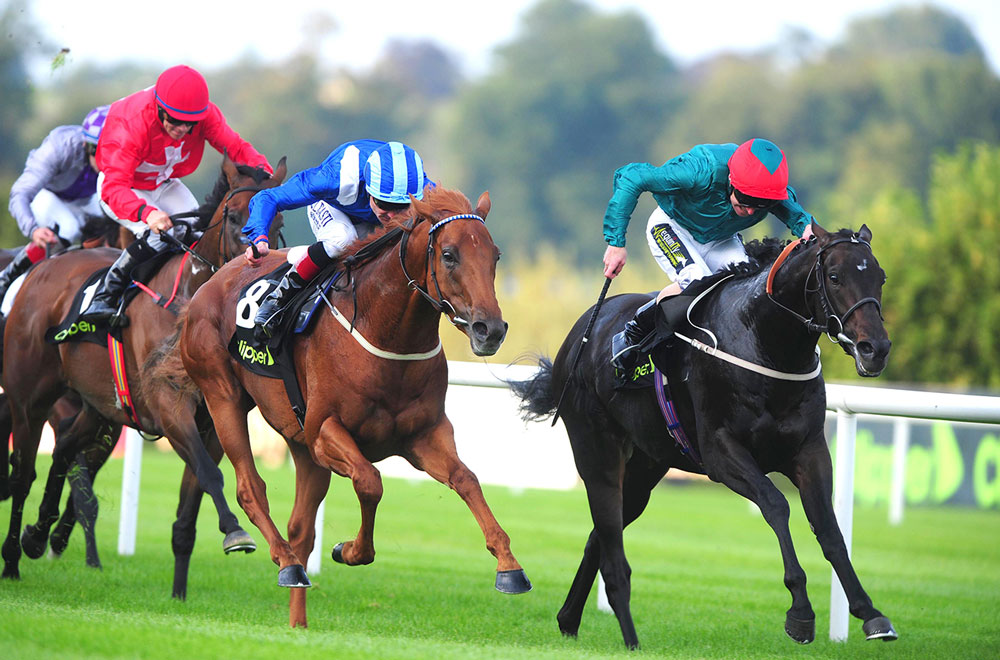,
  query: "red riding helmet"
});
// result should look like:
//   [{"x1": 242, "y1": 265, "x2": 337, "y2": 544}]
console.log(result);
[
  {"x1": 728, "y1": 138, "x2": 789, "y2": 200},
  {"x1": 154, "y1": 65, "x2": 210, "y2": 121}
]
